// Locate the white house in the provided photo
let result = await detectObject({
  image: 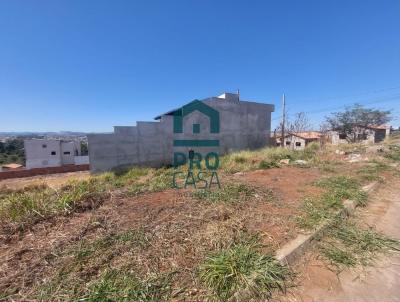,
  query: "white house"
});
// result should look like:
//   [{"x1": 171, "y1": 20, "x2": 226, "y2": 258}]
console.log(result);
[{"x1": 24, "y1": 139, "x2": 89, "y2": 169}]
